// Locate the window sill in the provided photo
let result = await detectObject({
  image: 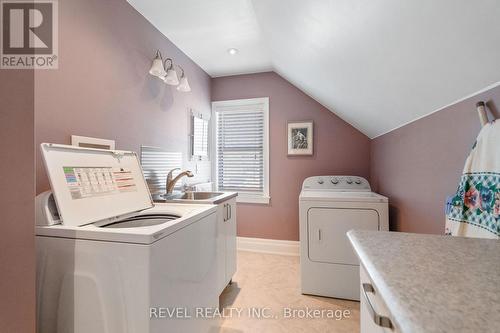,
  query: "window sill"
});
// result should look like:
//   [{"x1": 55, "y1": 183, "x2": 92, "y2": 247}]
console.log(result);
[{"x1": 236, "y1": 195, "x2": 270, "y2": 205}]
